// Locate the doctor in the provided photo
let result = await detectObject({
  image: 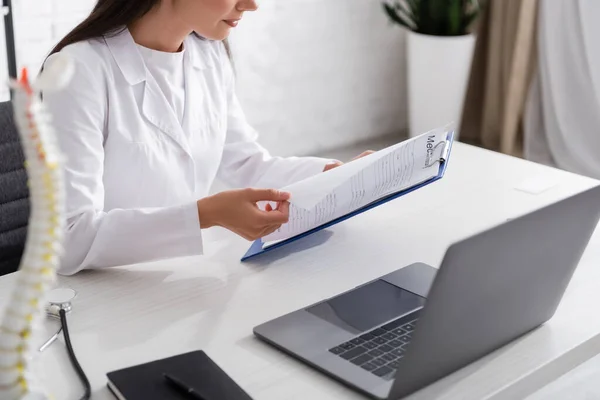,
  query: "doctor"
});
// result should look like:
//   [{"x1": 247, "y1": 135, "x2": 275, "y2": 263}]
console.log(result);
[{"x1": 43, "y1": 0, "x2": 371, "y2": 275}]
